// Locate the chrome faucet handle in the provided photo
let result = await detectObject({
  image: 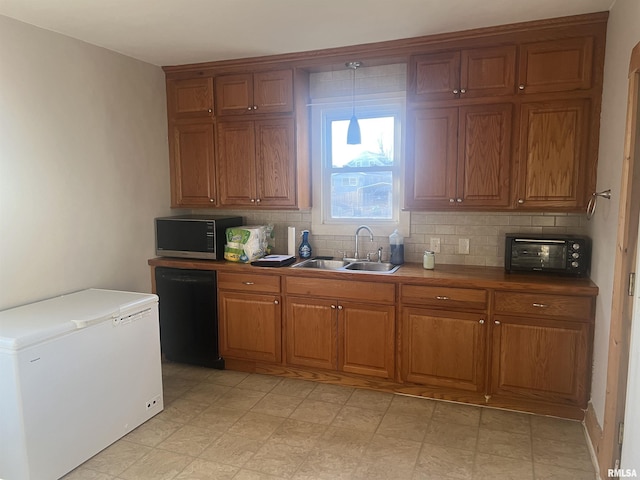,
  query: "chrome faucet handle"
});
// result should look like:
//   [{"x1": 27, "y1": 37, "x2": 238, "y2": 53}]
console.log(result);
[
  {"x1": 338, "y1": 250, "x2": 350, "y2": 260},
  {"x1": 377, "y1": 247, "x2": 383, "y2": 262}
]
